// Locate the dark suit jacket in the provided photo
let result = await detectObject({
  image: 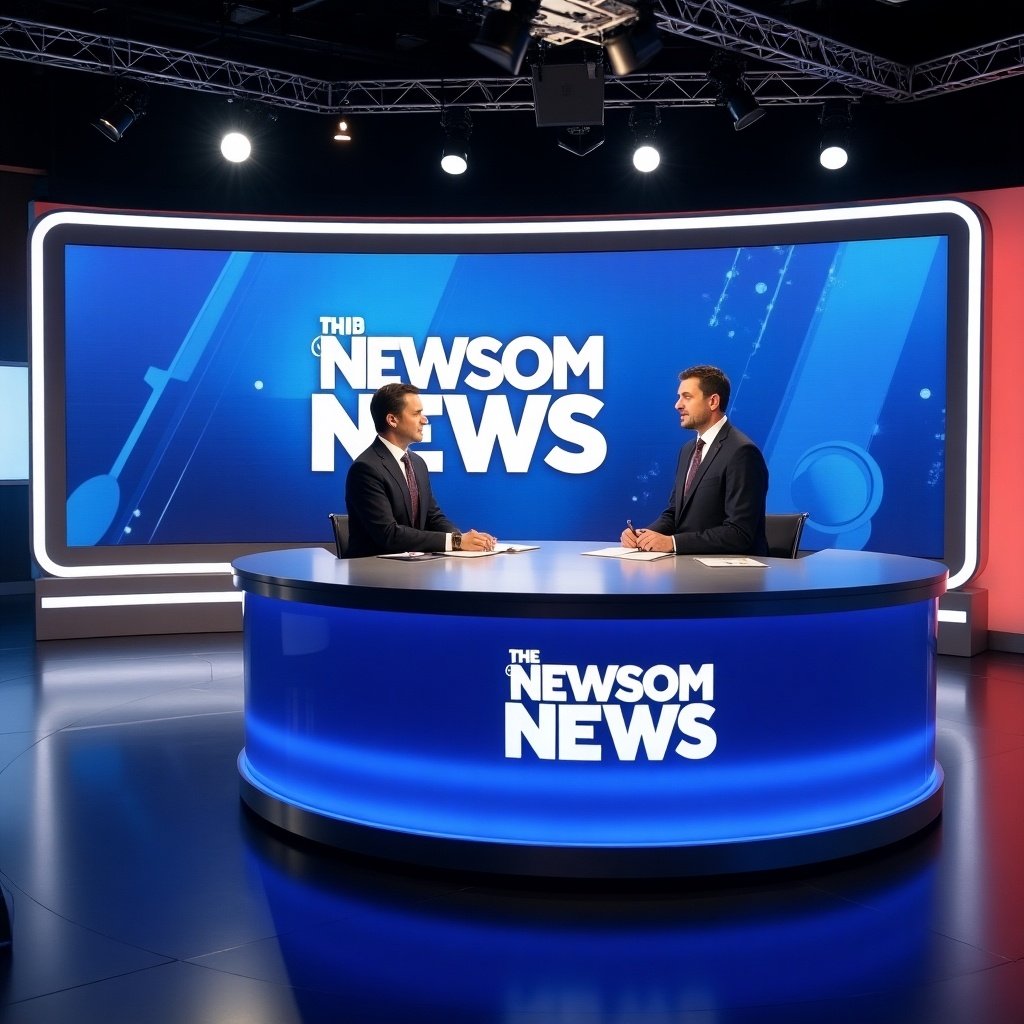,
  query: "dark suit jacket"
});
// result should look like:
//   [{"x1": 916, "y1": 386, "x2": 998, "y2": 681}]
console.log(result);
[
  {"x1": 647, "y1": 420, "x2": 769, "y2": 555},
  {"x1": 345, "y1": 437, "x2": 458, "y2": 557}
]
